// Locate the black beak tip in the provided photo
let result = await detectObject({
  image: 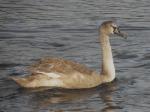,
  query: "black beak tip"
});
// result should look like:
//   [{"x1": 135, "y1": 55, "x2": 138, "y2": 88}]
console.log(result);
[
  {"x1": 122, "y1": 32, "x2": 128, "y2": 39},
  {"x1": 117, "y1": 31, "x2": 127, "y2": 39}
]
